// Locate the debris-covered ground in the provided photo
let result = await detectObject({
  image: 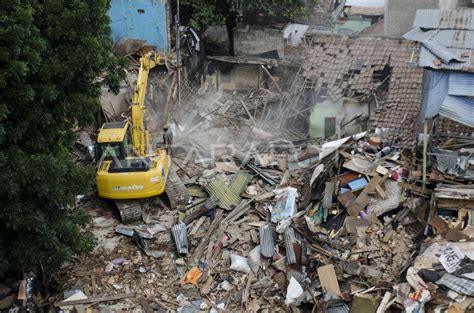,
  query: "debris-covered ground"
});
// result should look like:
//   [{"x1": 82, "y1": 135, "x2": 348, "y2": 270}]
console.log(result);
[
  {"x1": 2, "y1": 2, "x2": 474, "y2": 312},
  {"x1": 45, "y1": 99, "x2": 474, "y2": 312},
  {"x1": 4, "y1": 33, "x2": 473, "y2": 312},
  {"x1": 1, "y1": 48, "x2": 472, "y2": 311}
]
